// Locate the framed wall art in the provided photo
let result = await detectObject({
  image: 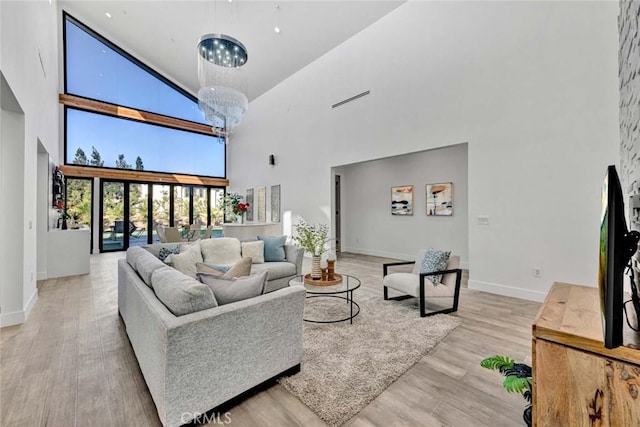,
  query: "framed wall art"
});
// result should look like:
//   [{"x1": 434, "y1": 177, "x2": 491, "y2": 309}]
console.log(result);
[
  {"x1": 257, "y1": 186, "x2": 266, "y2": 222},
  {"x1": 245, "y1": 188, "x2": 254, "y2": 221},
  {"x1": 391, "y1": 185, "x2": 413, "y2": 215},
  {"x1": 270, "y1": 184, "x2": 281, "y2": 223},
  {"x1": 426, "y1": 182, "x2": 453, "y2": 216}
]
